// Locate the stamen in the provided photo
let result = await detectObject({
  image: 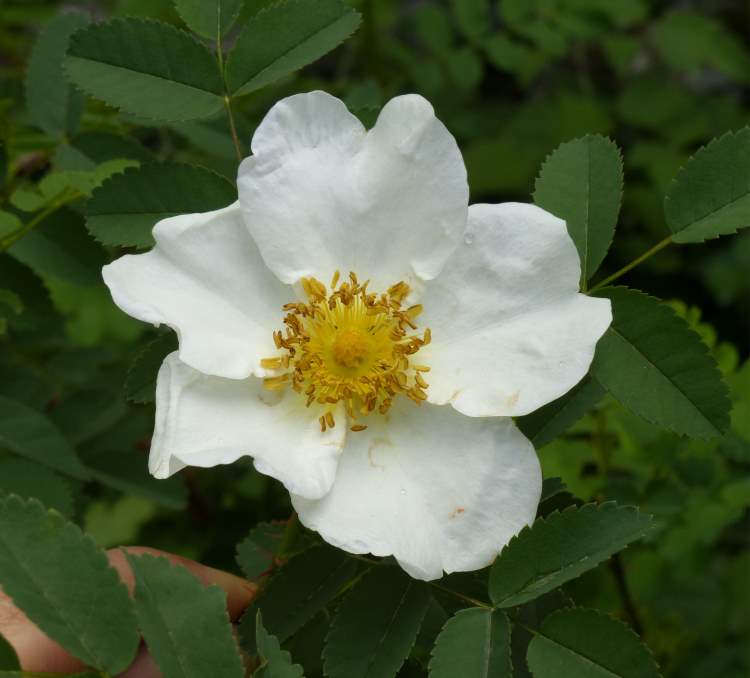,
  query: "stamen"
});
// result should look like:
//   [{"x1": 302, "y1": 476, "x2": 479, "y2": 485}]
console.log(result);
[
  {"x1": 263, "y1": 272, "x2": 431, "y2": 431},
  {"x1": 263, "y1": 374, "x2": 289, "y2": 390},
  {"x1": 260, "y1": 357, "x2": 282, "y2": 369}
]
